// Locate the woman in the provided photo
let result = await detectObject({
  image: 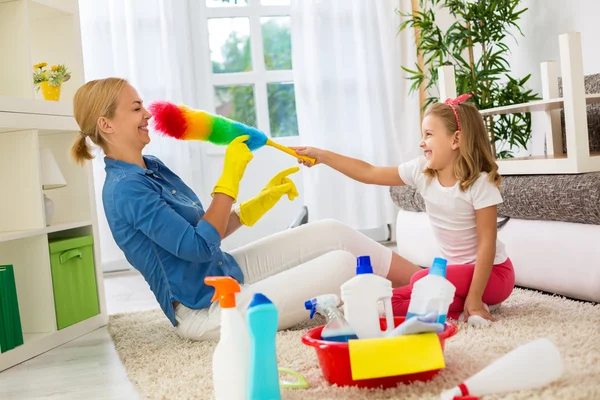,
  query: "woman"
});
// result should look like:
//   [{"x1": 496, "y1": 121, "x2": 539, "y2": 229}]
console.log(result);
[{"x1": 71, "y1": 77, "x2": 421, "y2": 341}]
